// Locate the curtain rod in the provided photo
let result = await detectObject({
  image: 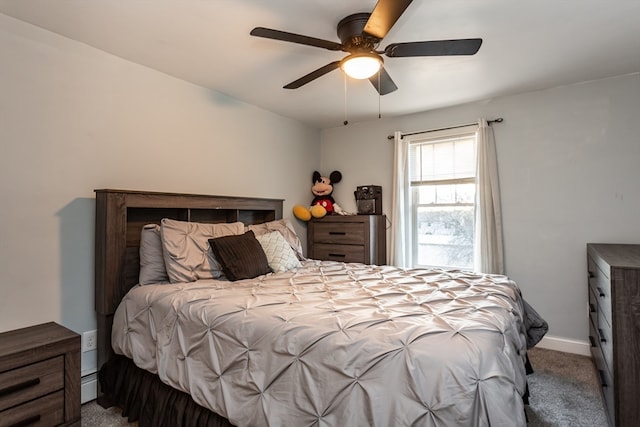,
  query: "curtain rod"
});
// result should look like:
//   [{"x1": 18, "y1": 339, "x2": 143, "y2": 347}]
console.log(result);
[{"x1": 386, "y1": 118, "x2": 503, "y2": 140}]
